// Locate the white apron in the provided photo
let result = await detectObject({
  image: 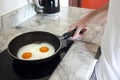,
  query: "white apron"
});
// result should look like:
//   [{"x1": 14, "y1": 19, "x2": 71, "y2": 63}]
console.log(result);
[{"x1": 95, "y1": 0, "x2": 120, "y2": 80}]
